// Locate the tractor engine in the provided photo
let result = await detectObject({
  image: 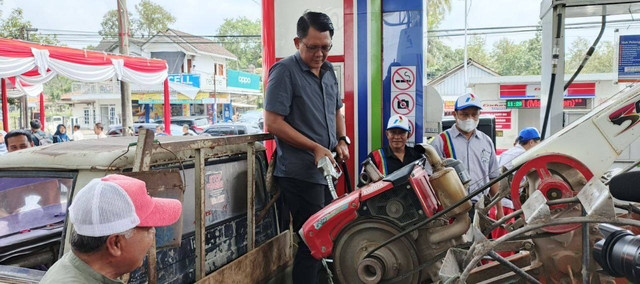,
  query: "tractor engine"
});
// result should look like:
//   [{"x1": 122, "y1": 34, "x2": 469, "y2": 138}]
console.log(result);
[{"x1": 301, "y1": 144, "x2": 473, "y2": 283}]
